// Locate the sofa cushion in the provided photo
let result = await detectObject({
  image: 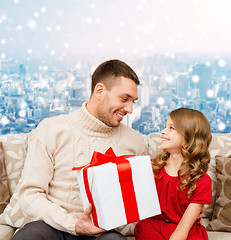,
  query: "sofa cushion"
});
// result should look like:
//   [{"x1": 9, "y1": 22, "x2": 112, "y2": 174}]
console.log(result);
[
  {"x1": 0, "y1": 224, "x2": 15, "y2": 240},
  {"x1": 206, "y1": 155, "x2": 231, "y2": 232},
  {"x1": 0, "y1": 134, "x2": 28, "y2": 196},
  {"x1": 0, "y1": 189, "x2": 31, "y2": 228},
  {"x1": 0, "y1": 142, "x2": 10, "y2": 214},
  {"x1": 206, "y1": 134, "x2": 231, "y2": 219},
  {"x1": 144, "y1": 132, "x2": 163, "y2": 159},
  {"x1": 0, "y1": 133, "x2": 32, "y2": 229}
]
